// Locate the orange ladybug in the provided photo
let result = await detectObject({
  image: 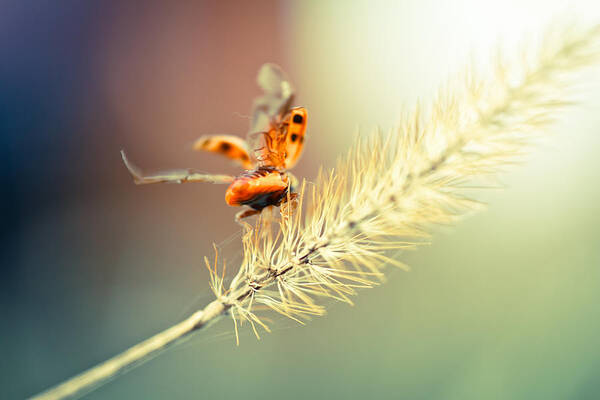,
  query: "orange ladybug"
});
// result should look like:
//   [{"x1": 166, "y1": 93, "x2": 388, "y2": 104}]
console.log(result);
[{"x1": 121, "y1": 64, "x2": 307, "y2": 222}]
